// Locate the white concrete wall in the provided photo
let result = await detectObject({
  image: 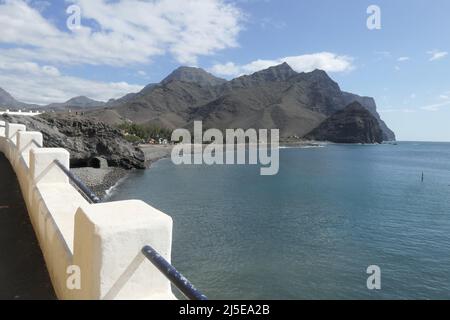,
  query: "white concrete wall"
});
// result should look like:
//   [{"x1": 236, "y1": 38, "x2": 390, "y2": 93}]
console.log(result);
[{"x1": 0, "y1": 121, "x2": 175, "y2": 300}]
